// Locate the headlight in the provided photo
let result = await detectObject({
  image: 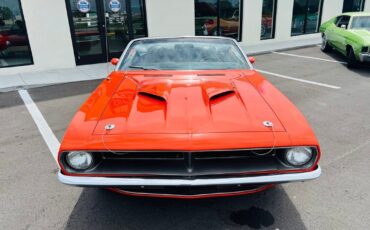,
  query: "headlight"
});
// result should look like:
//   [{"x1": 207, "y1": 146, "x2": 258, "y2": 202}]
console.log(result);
[
  {"x1": 66, "y1": 151, "x2": 93, "y2": 170},
  {"x1": 285, "y1": 147, "x2": 313, "y2": 166}
]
